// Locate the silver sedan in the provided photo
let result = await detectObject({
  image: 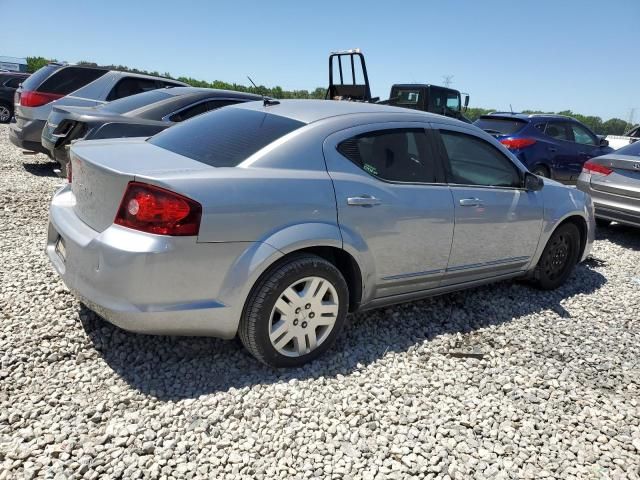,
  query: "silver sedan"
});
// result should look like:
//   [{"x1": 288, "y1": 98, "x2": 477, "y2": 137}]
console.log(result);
[
  {"x1": 47, "y1": 100, "x2": 595, "y2": 367},
  {"x1": 576, "y1": 141, "x2": 640, "y2": 228}
]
